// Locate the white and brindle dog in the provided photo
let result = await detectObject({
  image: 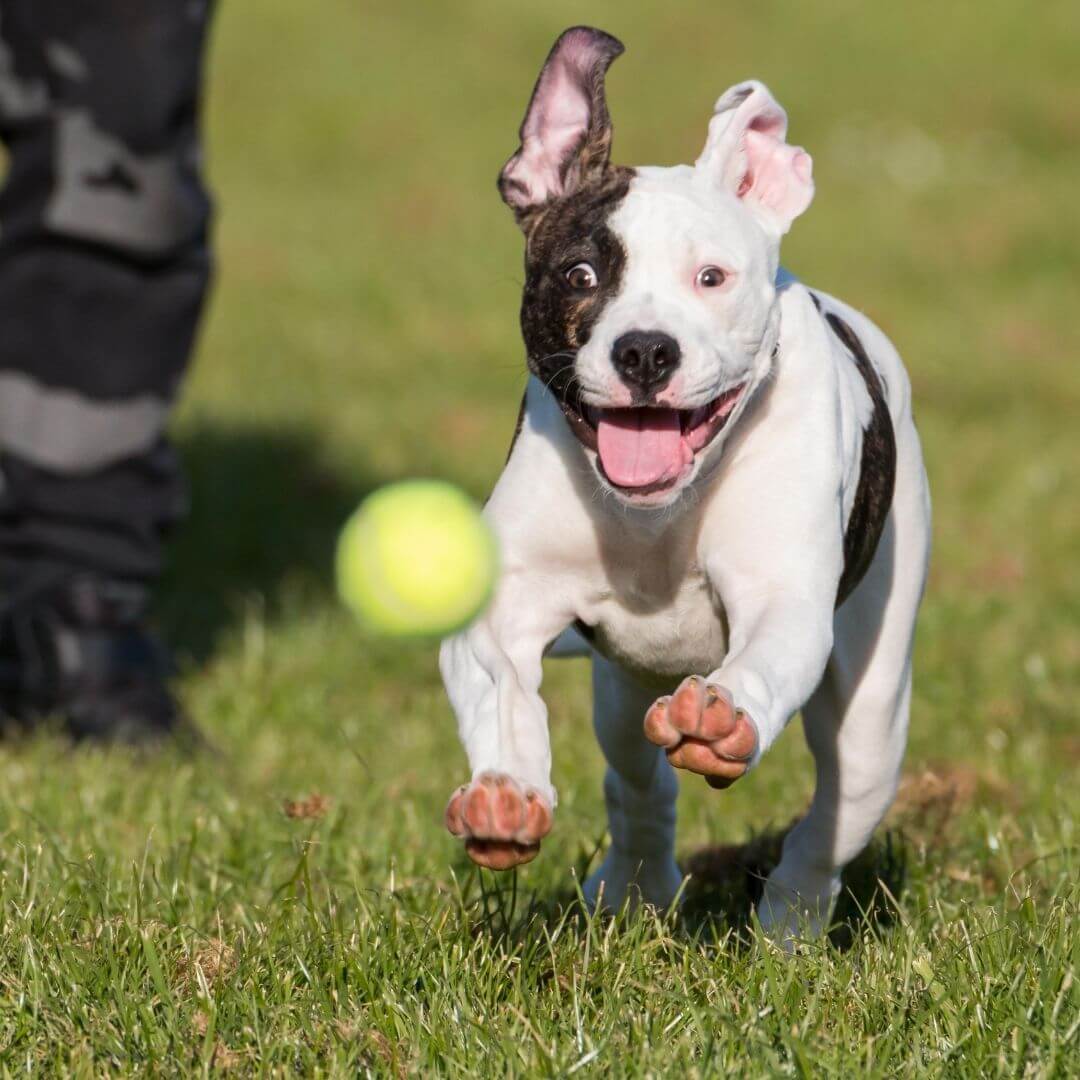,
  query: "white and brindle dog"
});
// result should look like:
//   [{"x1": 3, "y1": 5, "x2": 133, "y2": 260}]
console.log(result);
[{"x1": 440, "y1": 26, "x2": 931, "y2": 941}]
